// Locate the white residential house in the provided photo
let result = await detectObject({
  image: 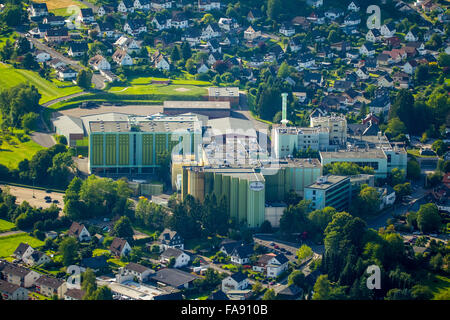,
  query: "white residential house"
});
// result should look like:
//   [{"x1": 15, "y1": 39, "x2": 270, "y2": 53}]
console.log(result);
[
  {"x1": 34, "y1": 50, "x2": 51, "y2": 63},
  {"x1": 221, "y1": 273, "x2": 249, "y2": 292},
  {"x1": 198, "y1": 0, "x2": 221, "y2": 11},
  {"x1": 359, "y1": 43, "x2": 375, "y2": 56},
  {"x1": 114, "y1": 36, "x2": 141, "y2": 53},
  {"x1": 151, "y1": 0, "x2": 172, "y2": 11},
  {"x1": 405, "y1": 30, "x2": 419, "y2": 42},
  {"x1": 298, "y1": 54, "x2": 315, "y2": 69},
  {"x1": 29, "y1": 2, "x2": 48, "y2": 17},
  {"x1": 252, "y1": 253, "x2": 289, "y2": 278},
  {"x1": 124, "y1": 19, "x2": 147, "y2": 35},
  {"x1": 356, "y1": 67, "x2": 370, "y2": 80},
  {"x1": 152, "y1": 51, "x2": 170, "y2": 71},
  {"x1": 158, "y1": 229, "x2": 184, "y2": 251},
  {"x1": 67, "y1": 222, "x2": 91, "y2": 242},
  {"x1": 152, "y1": 16, "x2": 171, "y2": 30},
  {"x1": 347, "y1": 1, "x2": 360, "y2": 12},
  {"x1": 118, "y1": 0, "x2": 135, "y2": 13},
  {"x1": 110, "y1": 238, "x2": 132, "y2": 257},
  {"x1": 13, "y1": 243, "x2": 34, "y2": 260},
  {"x1": 307, "y1": 0, "x2": 323, "y2": 8},
  {"x1": 117, "y1": 262, "x2": 154, "y2": 283},
  {"x1": 112, "y1": 49, "x2": 133, "y2": 66},
  {"x1": 197, "y1": 63, "x2": 209, "y2": 74},
  {"x1": 378, "y1": 75, "x2": 394, "y2": 88},
  {"x1": 134, "y1": 0, "x2": 151, "y2": 10},
  {"x1": 403, "y1": 60, "x2": 418, "y2": 75},
  {"x1": 378, "y1": 186, "x2": 396, "y2": 210},
  {"x1": 381, "y1": 23, "x2": 396, "y2": 38},
  {"x1": 366, "y1": 29, "x2": 382, "y2": 43},
  {"x1": 171, "y1": 13, "x2": 188, "y2": 29},
  {"x1": 77, "y1": 8, "x2": 95, "y2": 24},
  {"x1": 230, "y1": 245, "x2": 253, "y2": 265},
  {"x1": 0, "y1": 280, "x2": 29, "y2": 300},
  {"x1": 201, "y1": 24, "x2": 220, "y2": 40},
  {"x1": 89, "y1": 55, "x2": 111, "y2": 71},
  {"x1": 279, "y1": 23, "x2": 295, "y2": 37},
  {"x1": 243, "y1": 26, "x2": 261, "y2": 41},
  {"x1": 1, "y1": 263, "x2": 41, "y2": 288},
  {"x1": 160, "y1": 248, "x2": 190, "y2": 268},
  {"x1": 56, "y1": 67, "x2": 78, "y2": 82},
  {"x1": 344, "y1": 13, "x2": 361, "y2": 26}
]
